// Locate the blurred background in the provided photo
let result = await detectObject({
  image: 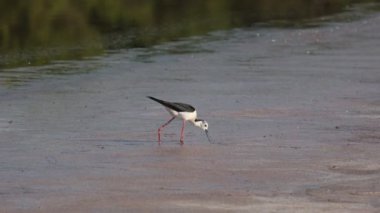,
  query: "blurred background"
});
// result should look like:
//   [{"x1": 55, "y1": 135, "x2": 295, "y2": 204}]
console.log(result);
[{"x1": 1, "y1": 0, "x2": 379, "y2": 69}]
